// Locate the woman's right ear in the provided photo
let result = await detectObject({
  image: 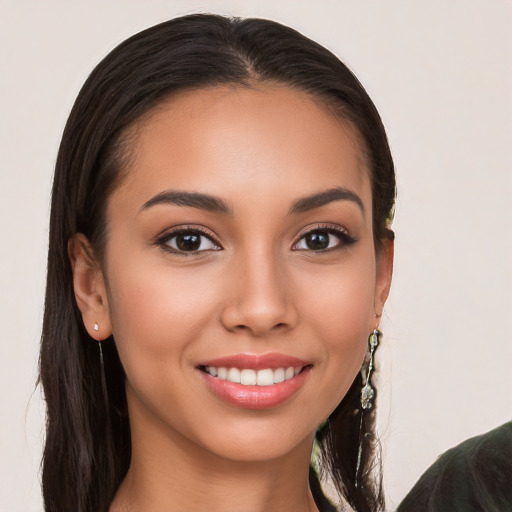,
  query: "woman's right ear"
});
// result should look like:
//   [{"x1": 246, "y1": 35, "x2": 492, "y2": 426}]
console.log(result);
[{"x1": 68, "y1": 234, "x2": 112, "y2": 340}]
